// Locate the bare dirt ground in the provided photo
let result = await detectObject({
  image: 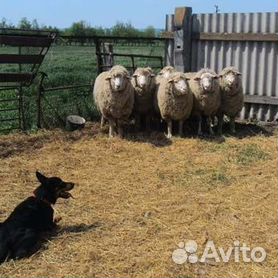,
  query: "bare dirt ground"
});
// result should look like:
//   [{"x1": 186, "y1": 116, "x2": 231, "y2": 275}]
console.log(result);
[{"x1": 0, "y1": 122, "x2": 277, "y2": 277}]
